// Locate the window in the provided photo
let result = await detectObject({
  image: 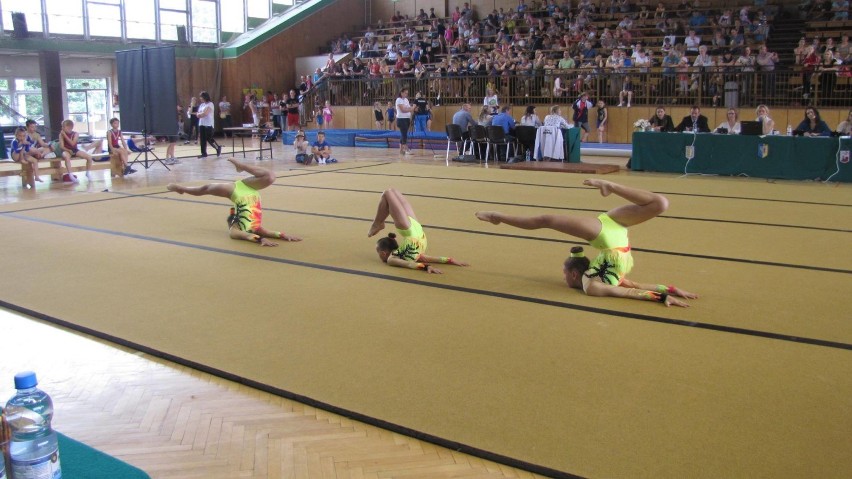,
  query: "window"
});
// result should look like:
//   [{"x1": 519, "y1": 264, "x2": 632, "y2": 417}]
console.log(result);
[
  {"x1": 125, "y1": 1, "x2": 156, "y2": 40},
  {"x1": 159, "y1": 10, "x2": 187, "y2": 42},
  {"x1": 247, "y1": 0, "x2": 270, "y2": 19},
  {"x1": 88, "y1": 1, "x2": 122, "y2": 38},
  {"x1": 0, "y1": 80, "x2": 12, "y2": 127},
  {"x1": 191, "y1": 0, "x2": 217, "y2": 44},
  {"x1": 2, "y1": 0, "x2": 45, "y2": 33},
  {"x1": 45, "y1": 0, "x2": 84, "y2": 35},
  {"x1": 221, "y1": 0, "x2": 245, "y2": 33},
  {"x1": 13, "y1": 80, "x2": 44, "y2": 124}
]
